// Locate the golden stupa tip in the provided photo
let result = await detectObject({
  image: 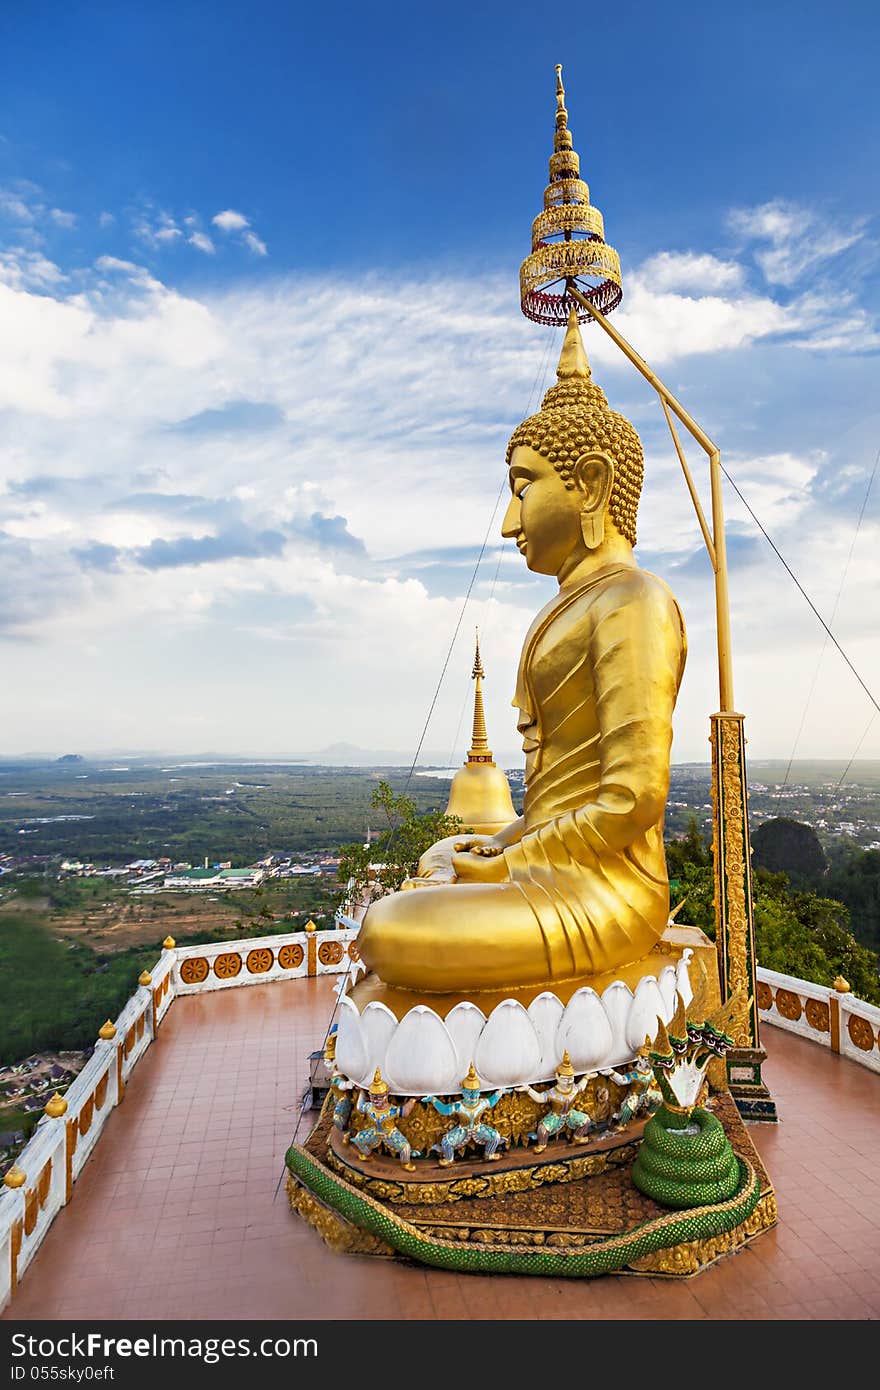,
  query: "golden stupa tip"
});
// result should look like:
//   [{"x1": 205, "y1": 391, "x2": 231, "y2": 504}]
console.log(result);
[
  {"x1": 557, "y1": 306, "x2": 592, "y2": 381},
  {"x1": 369, "y1": 1067, "x2": 389, "y2": 1095},
  {"x1": 472, "y1": 628, "x2": 484, "y2": 682},
  {"x1": 555, "y1": 65, "x2": 568, "y2": 130}
]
